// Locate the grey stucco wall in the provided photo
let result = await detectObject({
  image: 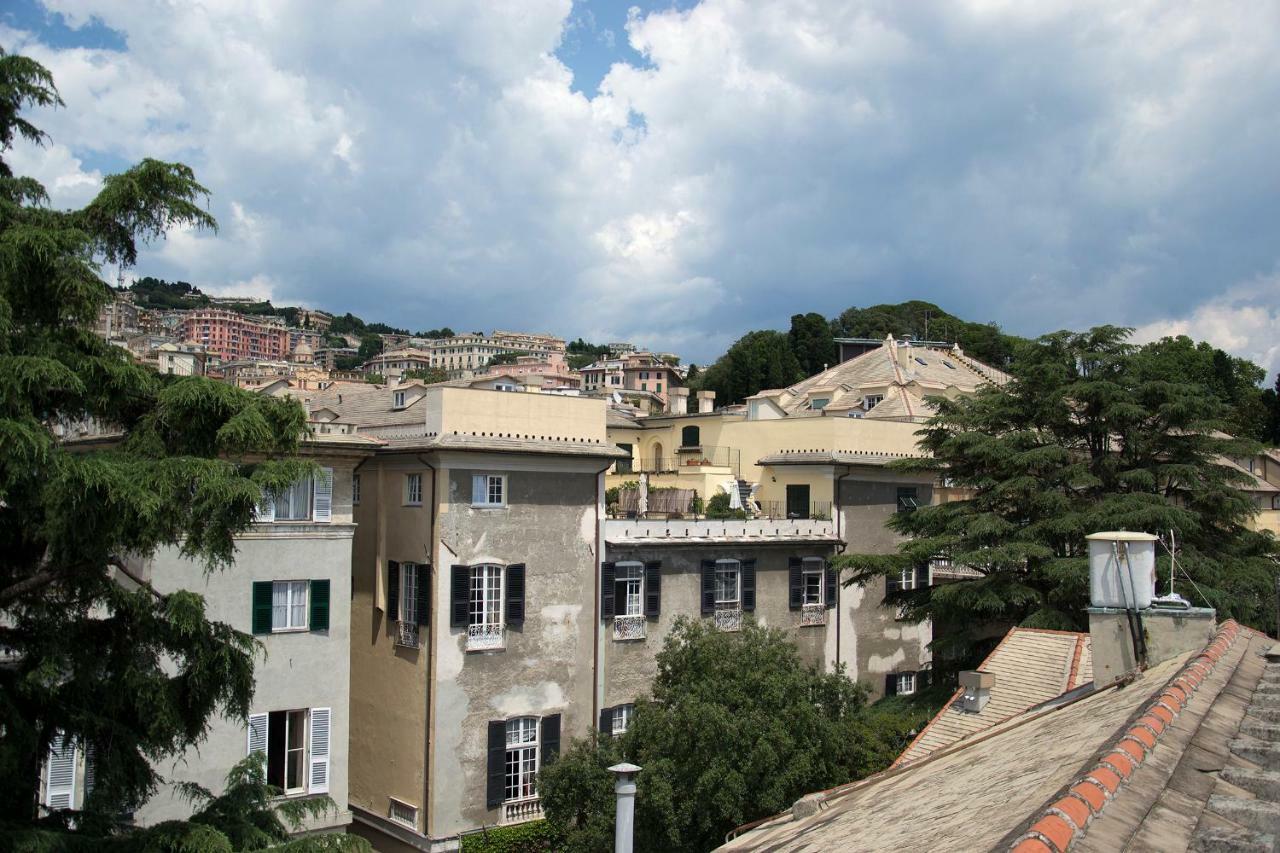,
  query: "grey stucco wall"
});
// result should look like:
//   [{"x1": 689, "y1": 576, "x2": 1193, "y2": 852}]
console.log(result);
[
  {"x1": 135, "y1": 464, "x2": 356, "y2": 832},
  {"x1": 430, "y1": 466, "x2": 600, "y2": 836},
  {"x1": 838, "y1": 476, "x2": 934, "y2": 697},
  {"x1": 601, "y1": 543, "x2": 838, "y2": 712}
]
